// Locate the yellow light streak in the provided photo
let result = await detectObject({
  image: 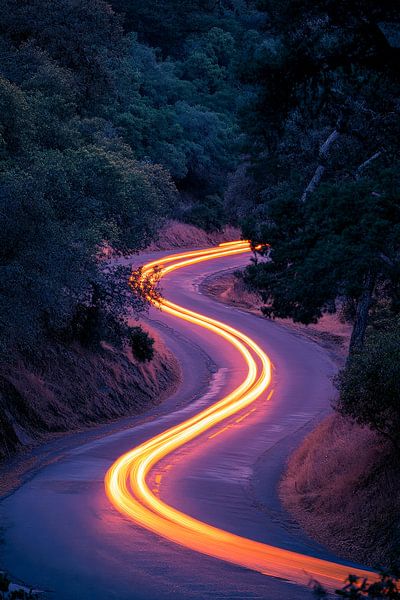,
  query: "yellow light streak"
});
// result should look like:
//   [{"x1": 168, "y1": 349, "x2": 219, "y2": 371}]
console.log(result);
[{"x1": 105, "y1": 241, "x2": 376, "y2": 591}]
